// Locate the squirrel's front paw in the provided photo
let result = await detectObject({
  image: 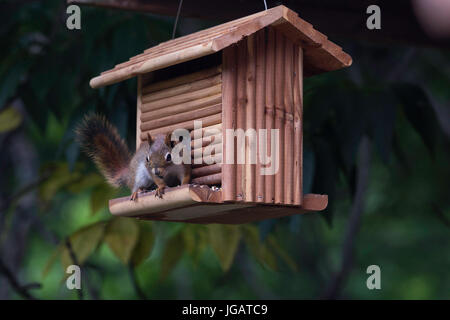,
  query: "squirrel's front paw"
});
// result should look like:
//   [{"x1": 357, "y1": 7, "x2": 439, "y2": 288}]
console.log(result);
[
  {"x1": 130, "y1": 191, "x2": 138, "y2": 201},
  {"x1": 155, "y1": 187, "x2": 165, "y2": 199}
]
